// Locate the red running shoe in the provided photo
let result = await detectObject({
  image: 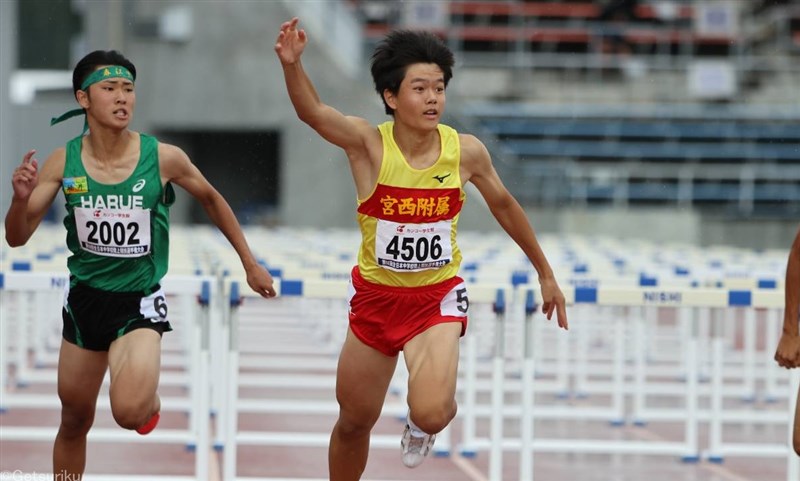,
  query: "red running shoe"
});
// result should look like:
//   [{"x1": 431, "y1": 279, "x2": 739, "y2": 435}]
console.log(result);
[{"x1": 136, "y1": 412, "x2": 160, "y2": 435}]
